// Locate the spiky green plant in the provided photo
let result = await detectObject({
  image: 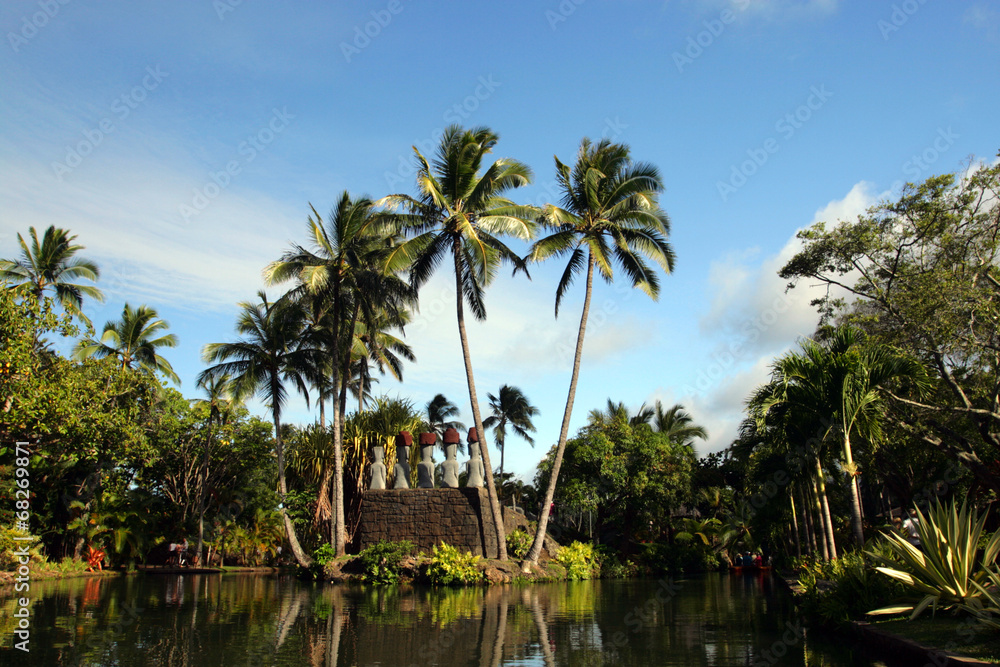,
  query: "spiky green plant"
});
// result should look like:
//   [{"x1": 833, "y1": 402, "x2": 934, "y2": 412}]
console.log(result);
[{"x1": 868, "y1": 500, "x2": 1000, "y2": 619}]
